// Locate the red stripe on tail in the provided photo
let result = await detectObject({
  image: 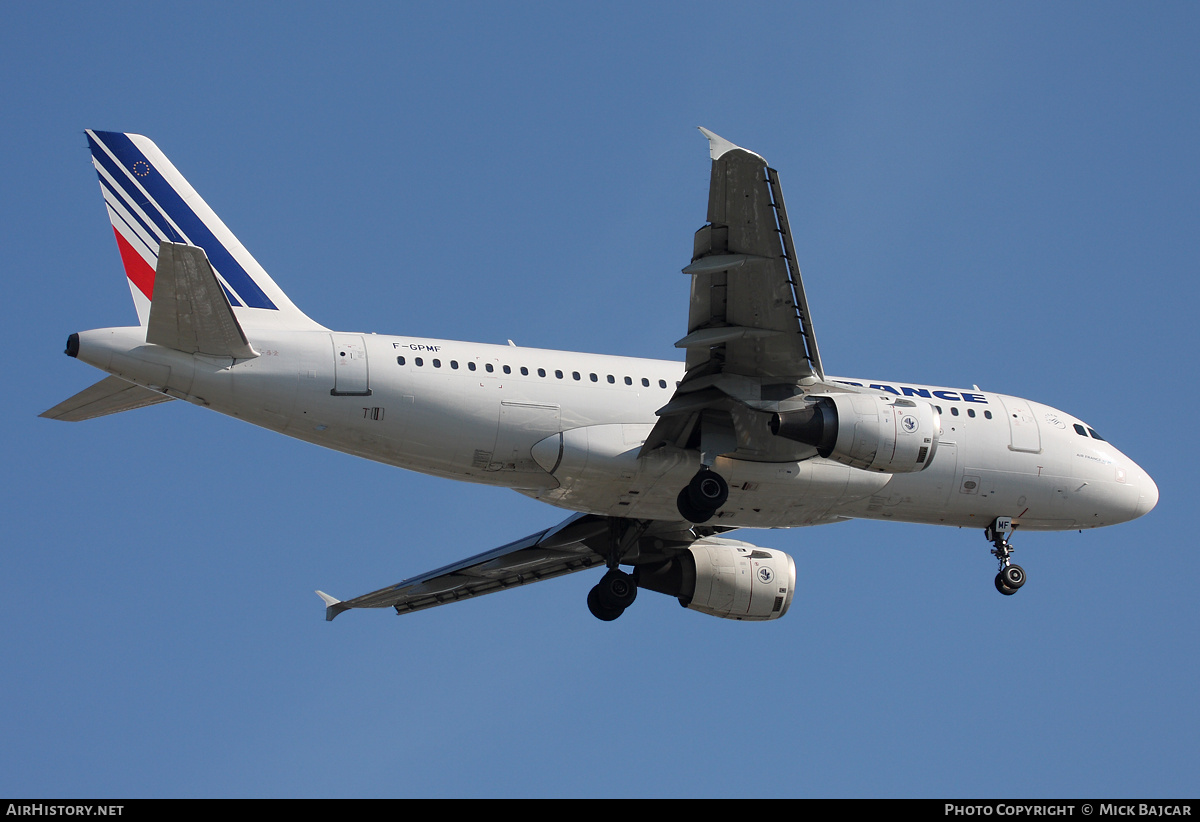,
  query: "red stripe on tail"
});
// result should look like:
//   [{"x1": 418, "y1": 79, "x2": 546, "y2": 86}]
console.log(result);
[{"x1": 112, "y1": 227, "x2": 155, "y2": 300}]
